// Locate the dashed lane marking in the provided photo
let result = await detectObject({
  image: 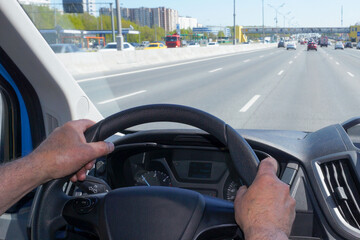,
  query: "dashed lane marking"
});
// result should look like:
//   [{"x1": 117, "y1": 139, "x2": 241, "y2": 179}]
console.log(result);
[{"x1": 239, "y1": 95, "x2": 261, "y2": 112}]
